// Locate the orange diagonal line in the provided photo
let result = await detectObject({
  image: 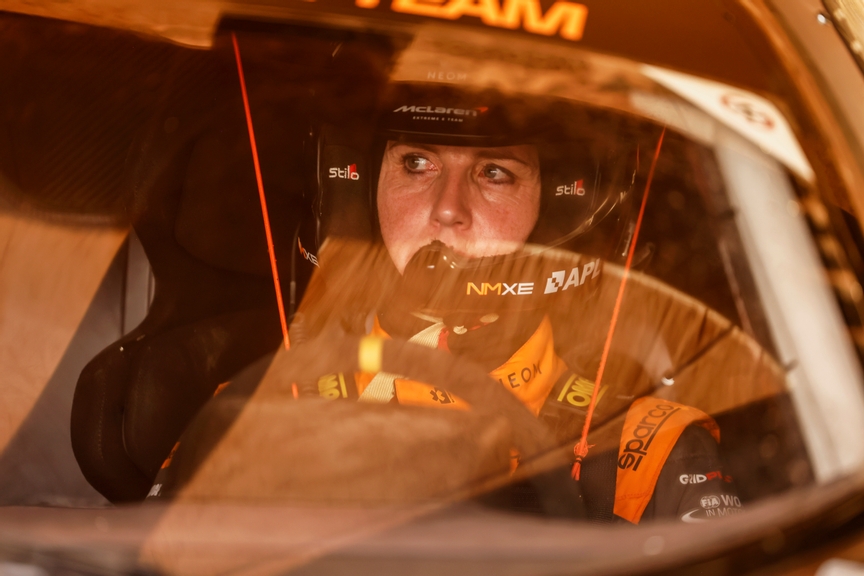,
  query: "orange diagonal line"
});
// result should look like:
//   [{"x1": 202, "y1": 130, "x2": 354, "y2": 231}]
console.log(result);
[
  {"x1": 232, "y1": 32, "x2": 290, "y2": 350},
  {"x1": 573, "y1": 127, "x2": 666, "y2": 477}
]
